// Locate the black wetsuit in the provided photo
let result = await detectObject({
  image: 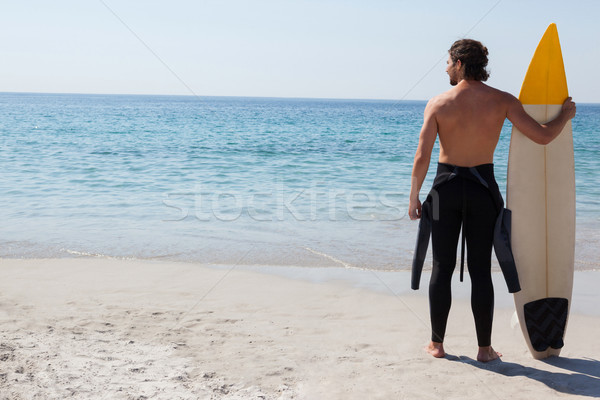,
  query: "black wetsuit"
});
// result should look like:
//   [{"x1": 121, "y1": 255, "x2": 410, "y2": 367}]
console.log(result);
[{"x1": 411, "y1": 163, "x2": 521, "y2": 347}]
